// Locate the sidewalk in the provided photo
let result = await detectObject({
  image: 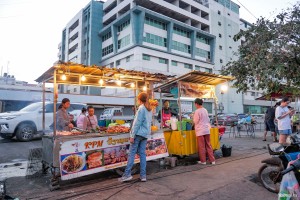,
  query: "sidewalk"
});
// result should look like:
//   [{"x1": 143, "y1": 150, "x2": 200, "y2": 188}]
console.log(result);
[{"x1": 6, "y1": 130, "x2": 277, "y2": 200}]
